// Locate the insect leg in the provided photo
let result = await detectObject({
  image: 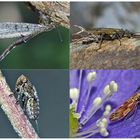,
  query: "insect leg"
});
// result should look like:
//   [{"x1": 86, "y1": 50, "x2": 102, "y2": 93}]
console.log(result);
[
  {"x1": 74, "y1": 25, "x2": 86, "y2": 34},
  {"x1": 96, "y1": 34, "x2": 104, "y2": 51},
  {"x1": 38, "y1": 11, "x2": 50, "y2": 26},
  {"x1": 21, "y1": 95, "x2": 28, "y2": 112},
  {"x1": 124, "y1": 30, "x2": 133, "y2": 38},
  {"x1": 9, "y1": 93, "x2": 15, "y2": 97},
  {"x1": 135, "y1": 86, "x2": 140, "y2": 93},
  {"x1": 117, "y1": 35, "x2": 122, "y2": 46},
  {"x1": 113, "y1": 32, "x2": 122, "y2": 46},
  {"x1": 35, "y1": 119, "x2": 39, "y2": 134},
  {"x1": 9, "y1": 89, "x2": 20, "y2": 98},
  {"x1": 82, "y1": 37, "x2": 96, "y2": 45},
  {"x1": 56, "y1": 26, "x2": 63, "y2": 43},
  {"x1": 9, "y1": 89, "x2": 19, "y2": 97},
  {"x1": 0, "y1": 35, "x2": 33, "y2": 62},
  {"x1": 16, "y1": 93, "x2": 22, "y2": 104}
]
